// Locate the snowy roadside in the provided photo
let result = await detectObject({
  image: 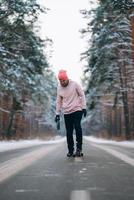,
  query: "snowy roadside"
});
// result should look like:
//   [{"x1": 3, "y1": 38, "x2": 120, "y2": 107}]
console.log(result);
[
  {"x1": 84, "y1": 136, "x2": 134, "y2": 148},
  {"x1": 0, "y1": 136, "x2": 66, "y2": 152},
  {"x1": 1, "y1": 136, "x2": 134, "y2": 153}
]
